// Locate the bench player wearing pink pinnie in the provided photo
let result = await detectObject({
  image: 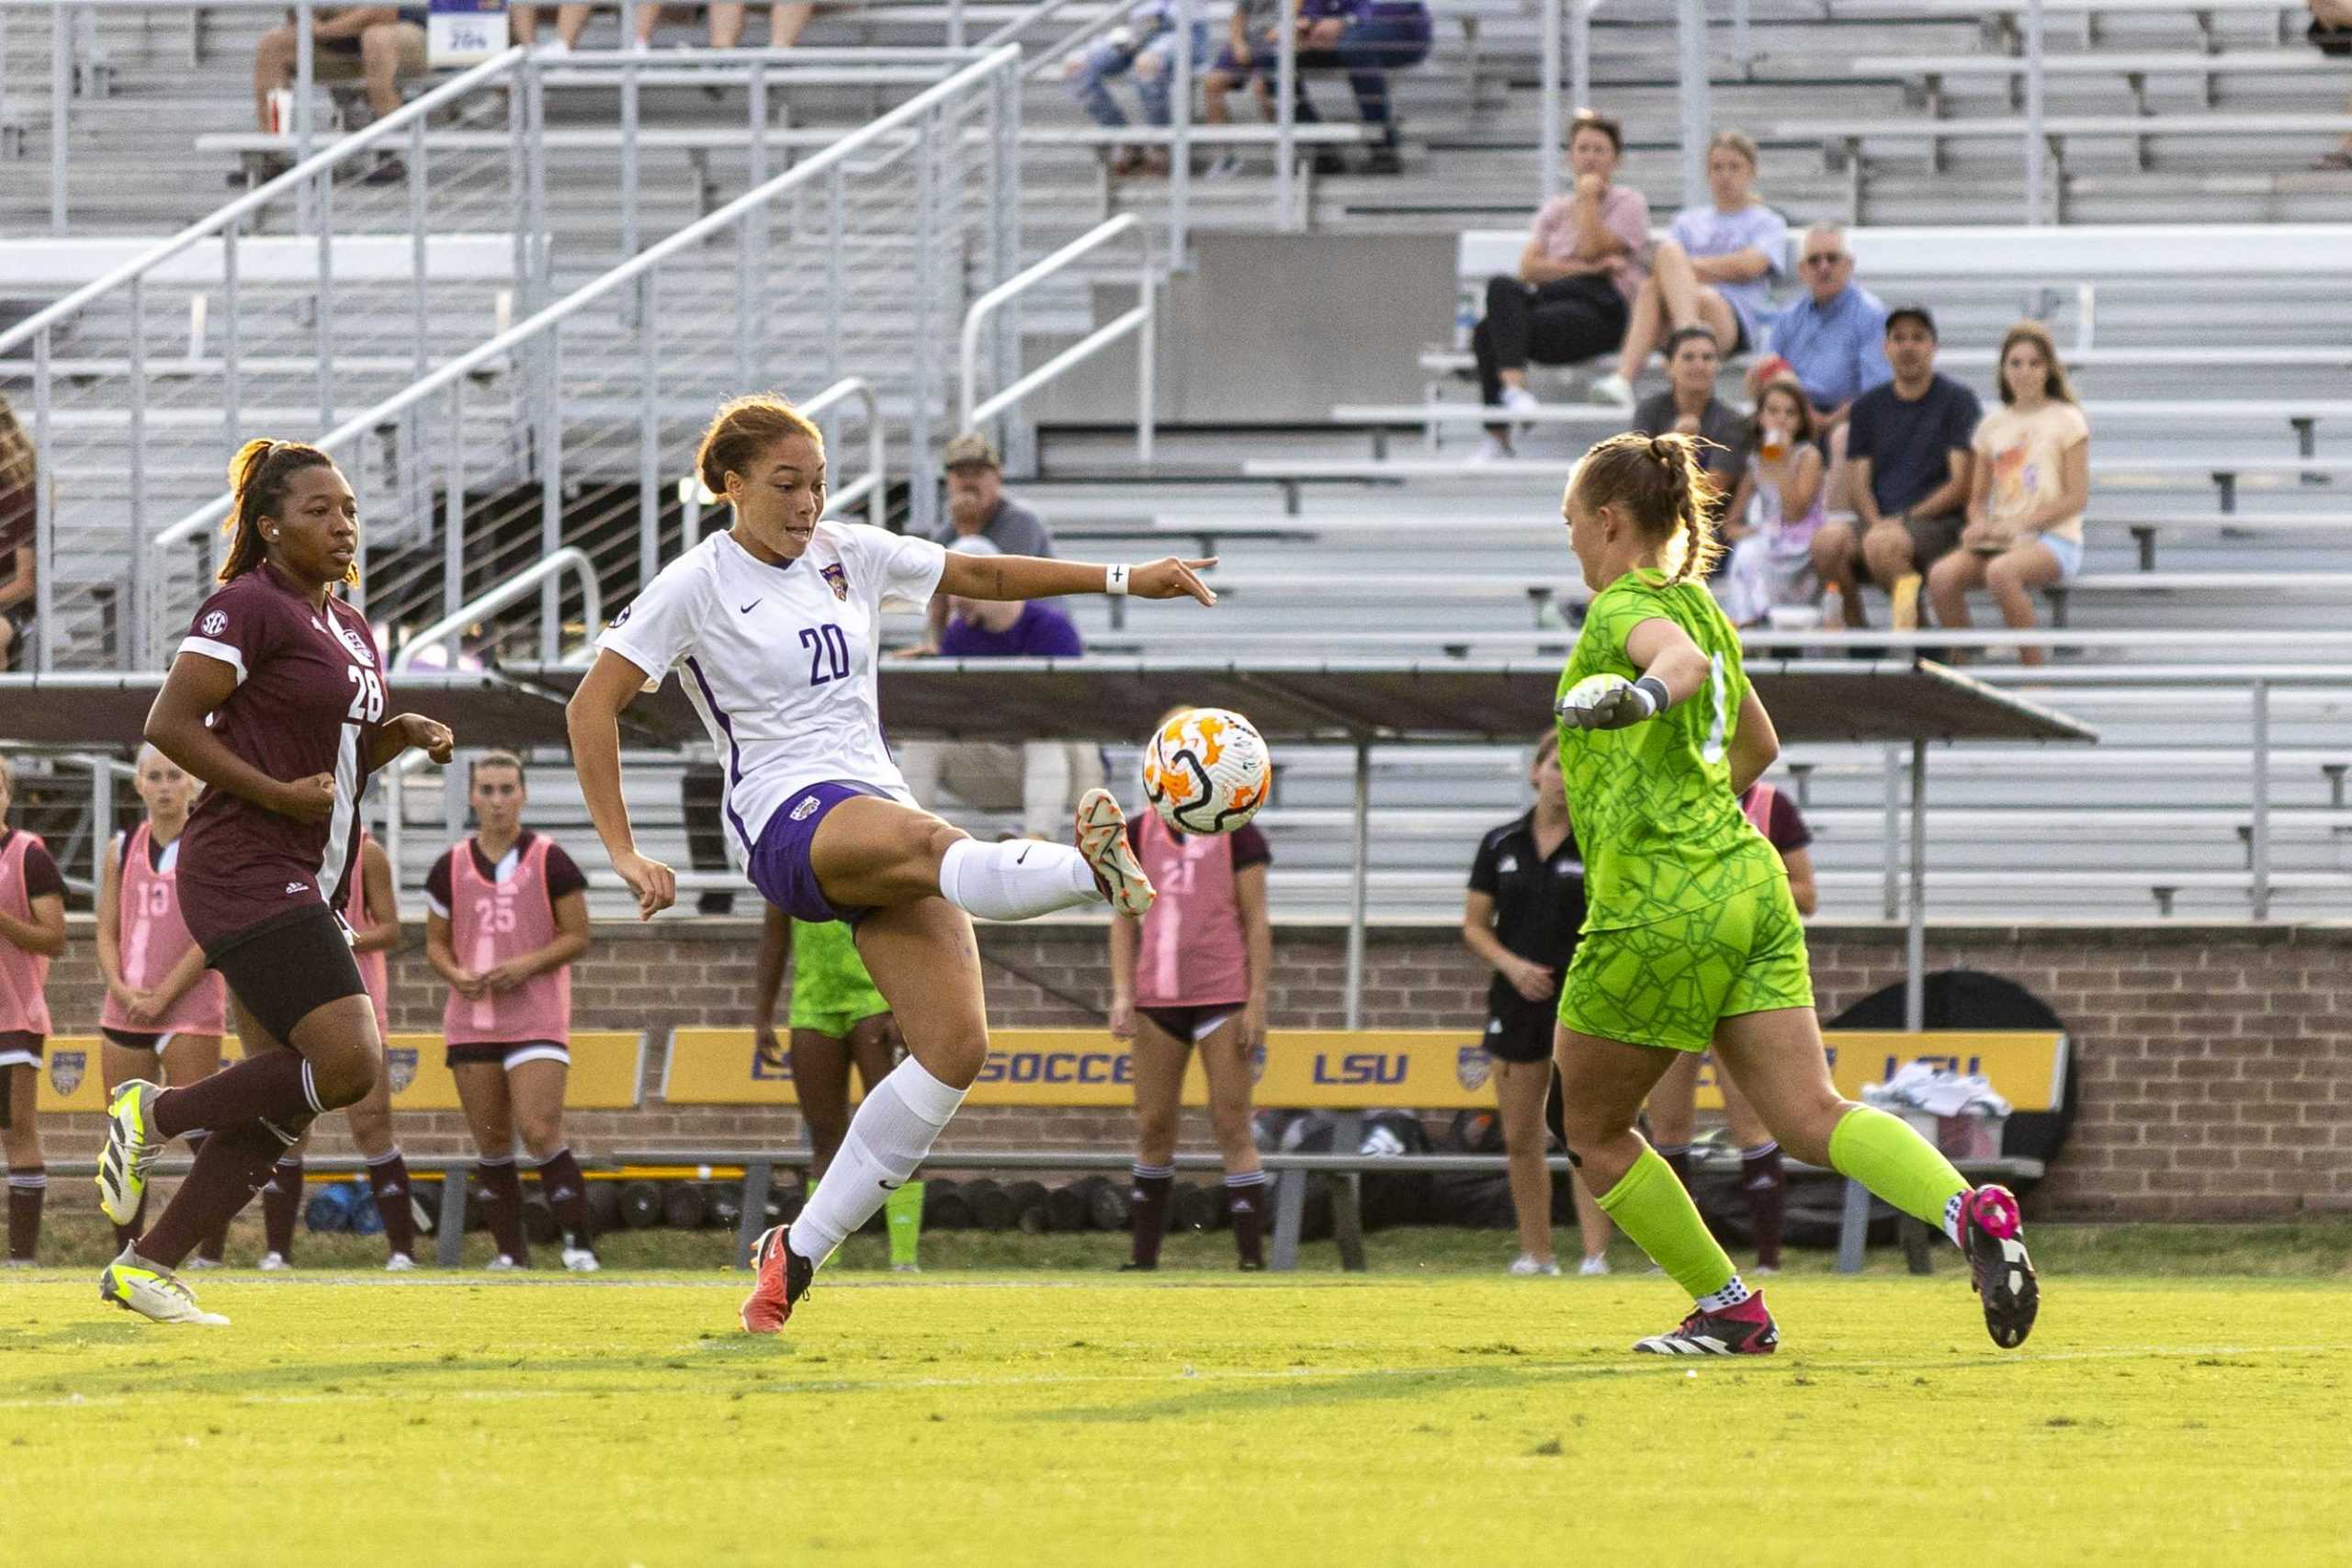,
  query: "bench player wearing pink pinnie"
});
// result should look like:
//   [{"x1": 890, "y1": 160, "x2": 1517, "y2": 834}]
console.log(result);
[
  {"x1": 424, "y1": 750, "x2": 596, "y2": 1271},
  {"x1": 253, "y1": 829, "x2": 418, "y2": 1271},
  {"x1": 0, "y1": 754, "x2": 67, "y2": 1266},
  {"x1": 1108, "y1": 784, "x2": 1273, "y2": 1270},
  {"x1": 96, "y1": 747, "x2": 232, "y2": 1267}
]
